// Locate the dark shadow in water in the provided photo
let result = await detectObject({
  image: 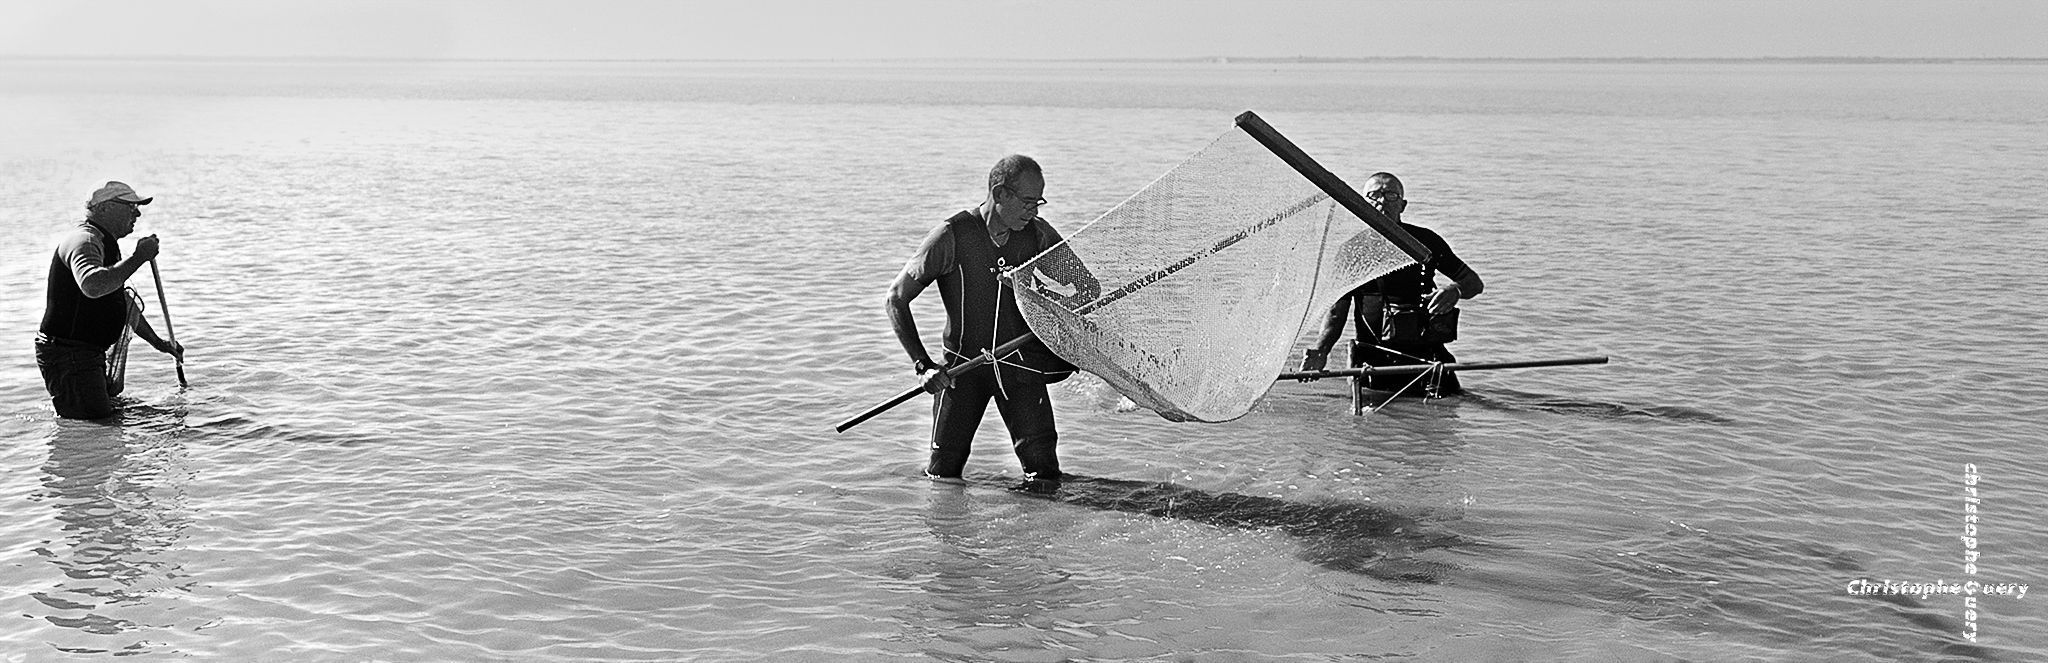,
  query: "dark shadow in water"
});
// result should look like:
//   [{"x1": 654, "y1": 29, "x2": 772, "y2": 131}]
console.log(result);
[
  {"x1": 900, "y1": 472, "x2": 1465, "y2": 658},
  {"x1": 1461, "y1": 387, "x2": 1736, "y2": 424},
  {"x1": 963, "y1": 472, "x2": 2008, "y2": 660},
  {"x1": 1003, "y1": 474, "x2": 1467, "y2": 584}
]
